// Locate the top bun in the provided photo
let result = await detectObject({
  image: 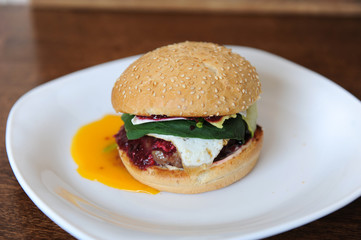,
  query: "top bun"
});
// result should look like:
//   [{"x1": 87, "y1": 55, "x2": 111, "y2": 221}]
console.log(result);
[{"x1": 112, "y1": 41, "x2": 261, "y2": 117}]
